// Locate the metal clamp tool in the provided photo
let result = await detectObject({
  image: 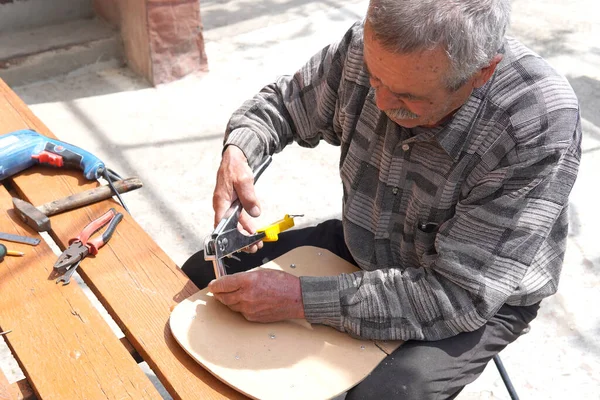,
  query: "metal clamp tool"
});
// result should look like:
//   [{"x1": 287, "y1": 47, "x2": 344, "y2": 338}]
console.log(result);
[
  {"x1": 203, "y1": 155, "x2": 304, "y2": 279},
  {"x1": 204, "y1": 156, "x2": 273, "y2": 279}
]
